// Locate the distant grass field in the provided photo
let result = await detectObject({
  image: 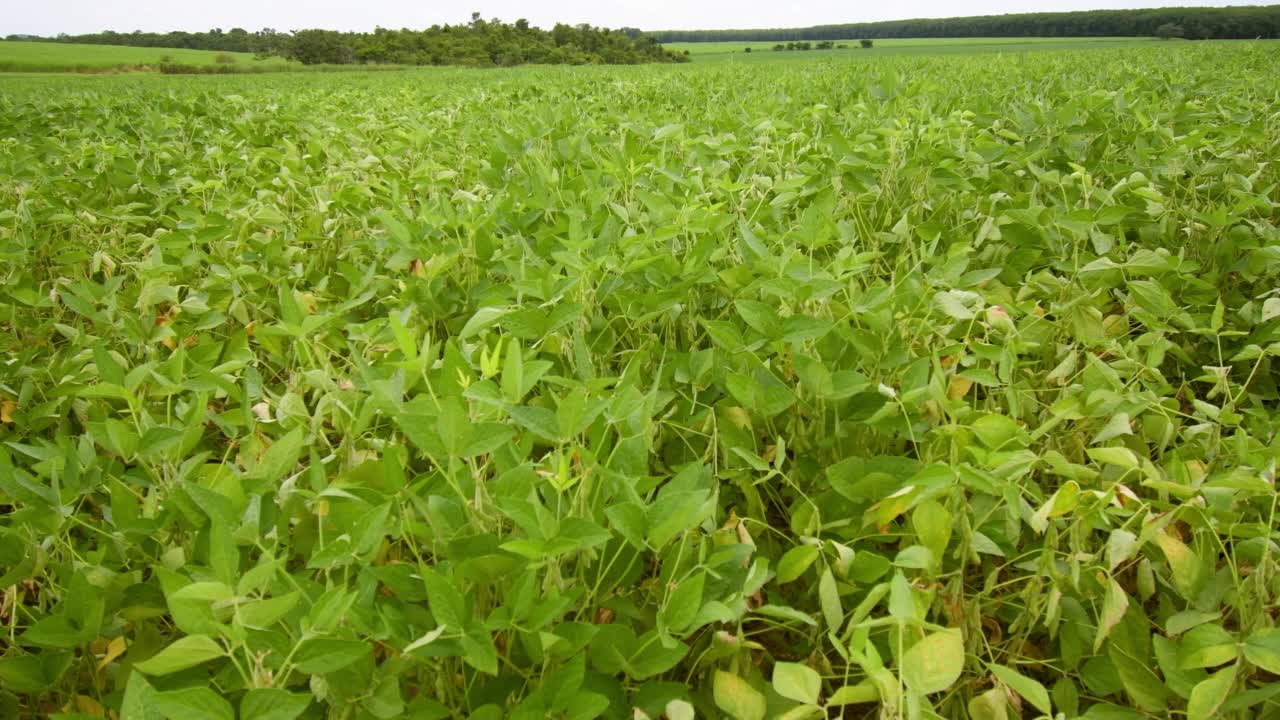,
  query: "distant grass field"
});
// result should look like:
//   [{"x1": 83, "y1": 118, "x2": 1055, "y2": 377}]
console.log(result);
[
  {"x1": 0, "y1": 40, "x2": 295, "y2": 72},
  {"x1": 1, "y1": 36, "x2": 1165, "y2": 73},
  {"x1": 665, "y1": 36, "x2": 1158, "y2": 60}
]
